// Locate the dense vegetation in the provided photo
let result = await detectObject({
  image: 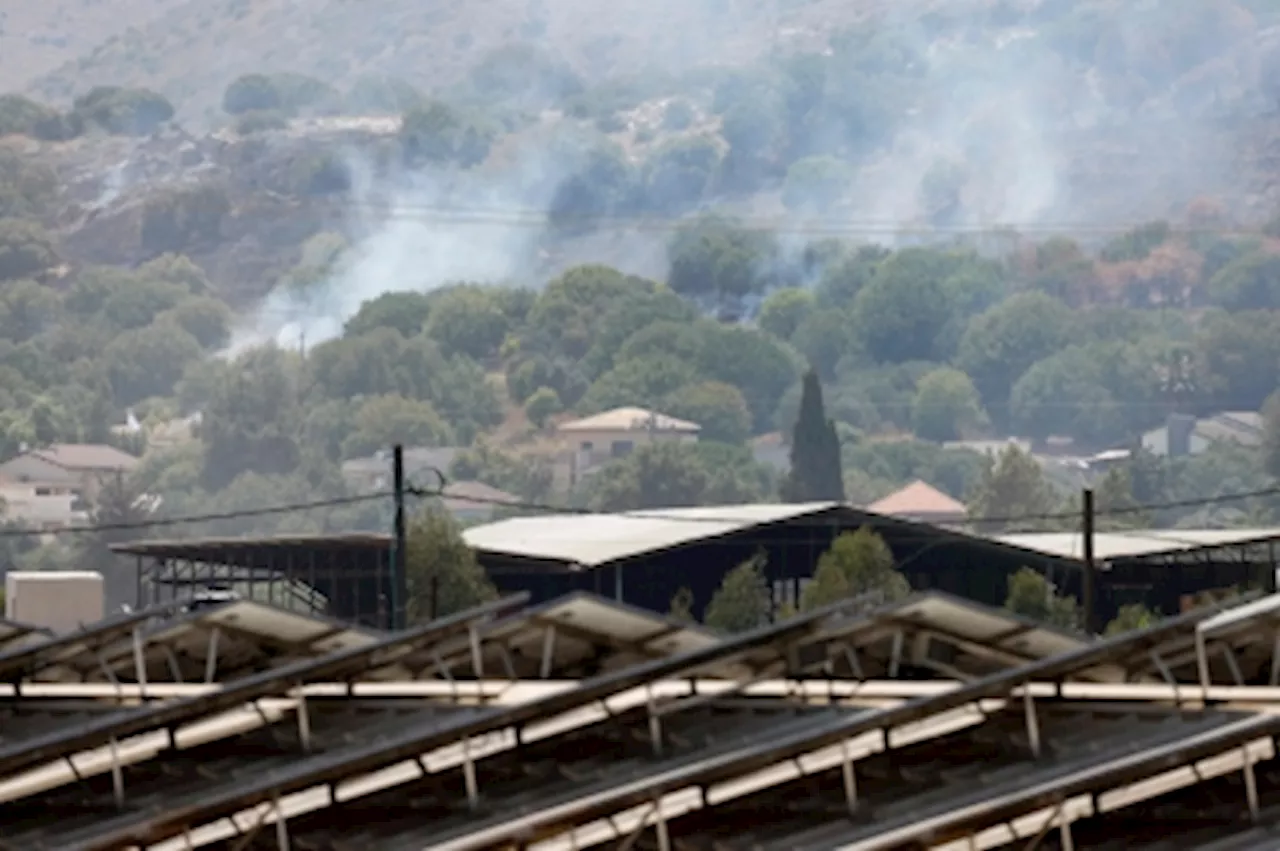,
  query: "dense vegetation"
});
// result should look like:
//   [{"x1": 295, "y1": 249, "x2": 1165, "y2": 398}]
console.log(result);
[{"x1": 2, "y1": 0, "x2": 1280, "y2": 614}]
